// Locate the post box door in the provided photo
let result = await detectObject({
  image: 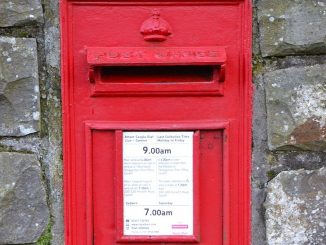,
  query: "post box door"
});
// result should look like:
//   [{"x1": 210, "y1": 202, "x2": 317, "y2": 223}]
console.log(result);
[
  {"x1": 89, "y1": 127, "x2": 224, "y2": 244},
  {"x1": 61, "y1": 1, "x2": 252, "y2": 244}
]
